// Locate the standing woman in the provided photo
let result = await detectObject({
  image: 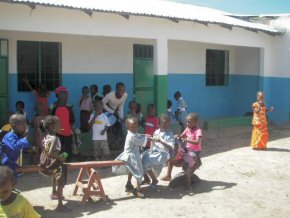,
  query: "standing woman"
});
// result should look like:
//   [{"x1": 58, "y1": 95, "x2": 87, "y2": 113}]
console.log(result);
[{"x1": 251, "y1": 91, "x2": 273, "y2": 150}]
